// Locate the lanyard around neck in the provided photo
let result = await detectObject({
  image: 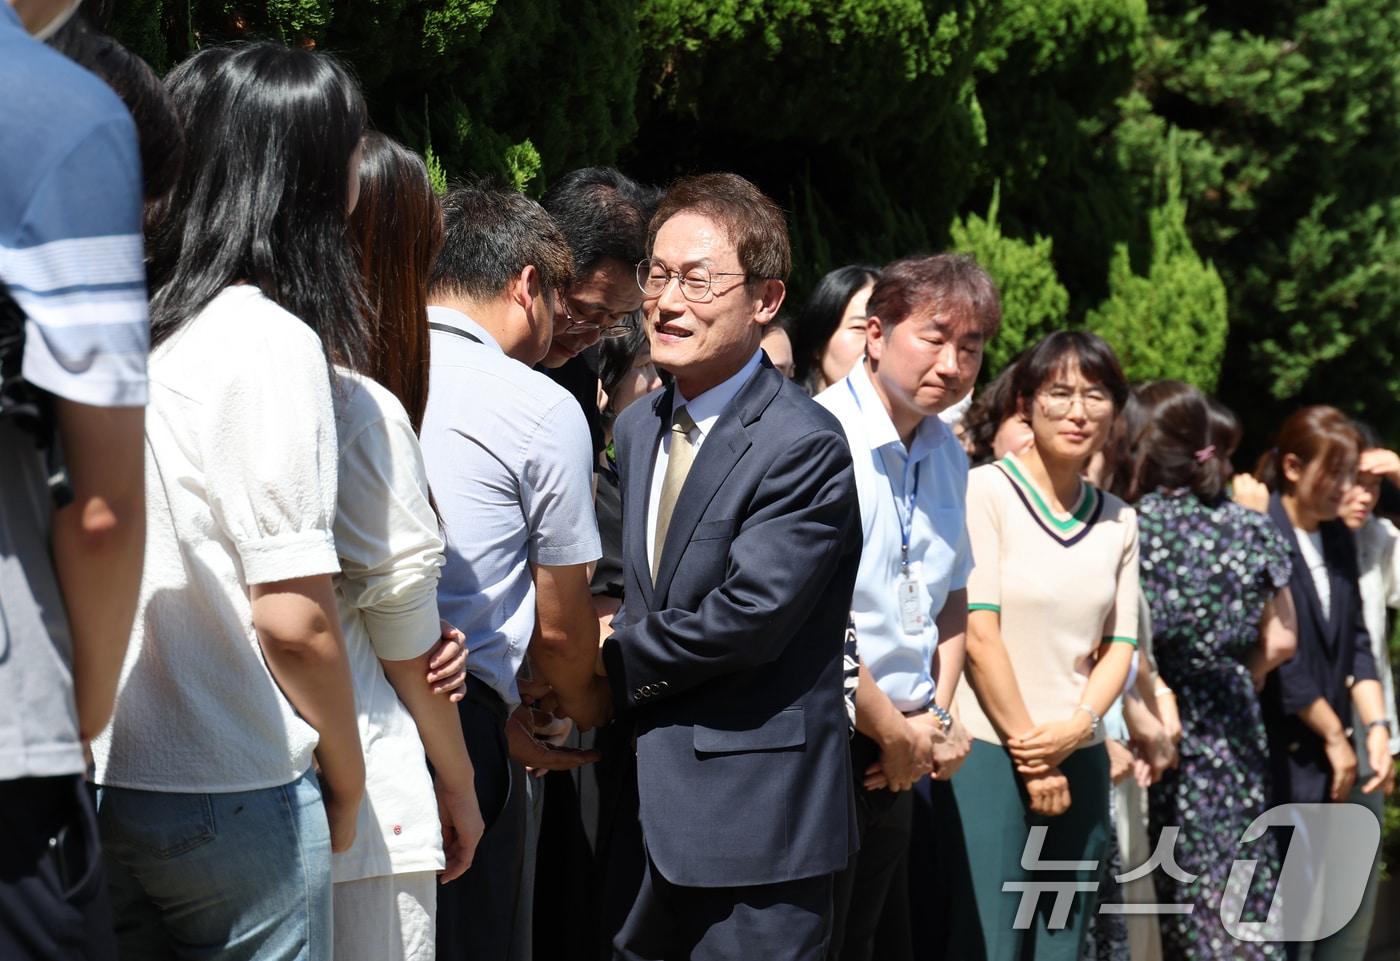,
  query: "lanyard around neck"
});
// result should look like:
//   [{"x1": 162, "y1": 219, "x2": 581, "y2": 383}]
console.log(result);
[
  {"x1": 428, "y1": 321, "x2": 483, "y2": 345},
  {"x1": 847, "y1": 377, "x2": 921, "y2": 574}
]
